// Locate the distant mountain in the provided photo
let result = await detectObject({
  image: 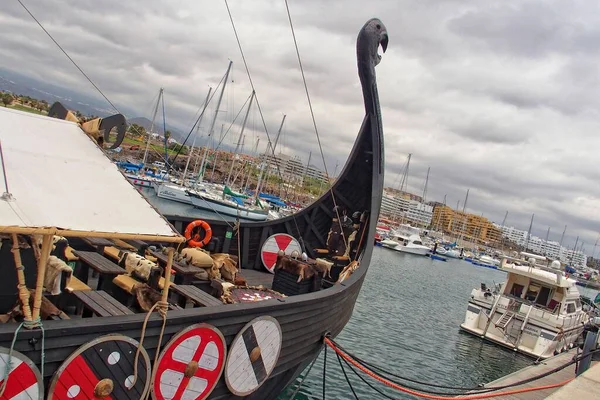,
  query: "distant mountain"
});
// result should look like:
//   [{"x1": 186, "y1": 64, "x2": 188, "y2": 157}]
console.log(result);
[
  {"x1": 0, "y1": 67, "x2": 124, "y2": 118},
  {"x1": 128, "y1": 116, "x2": 190, "y2": 143},
  {"x1": 128, "y1": 117, "x2": 163, "y2": 134}
]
